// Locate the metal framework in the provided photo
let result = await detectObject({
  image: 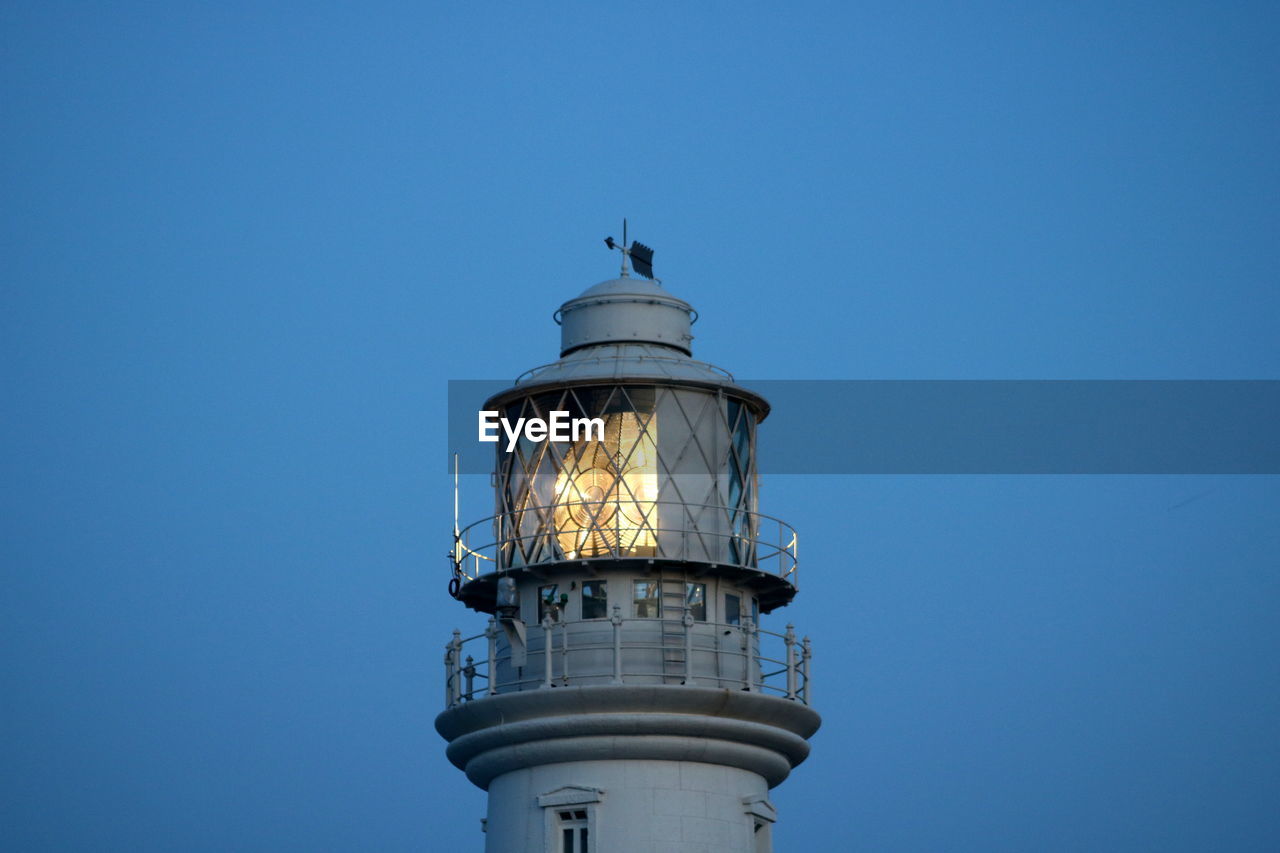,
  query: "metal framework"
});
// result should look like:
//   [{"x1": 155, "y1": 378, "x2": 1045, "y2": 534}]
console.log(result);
[{"x1": 477, "y1": 381, "x2": 774, "y2": 566}]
